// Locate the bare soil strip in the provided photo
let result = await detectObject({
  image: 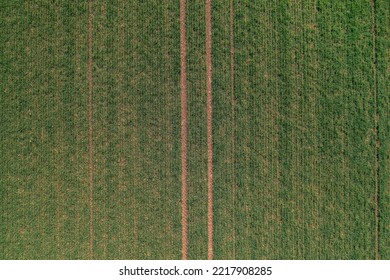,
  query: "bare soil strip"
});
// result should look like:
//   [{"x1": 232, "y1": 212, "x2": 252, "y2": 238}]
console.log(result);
[
  {"x1": 230, "y1": 0, "x2": 235, "y2": 259},
  {"x1": 88, "y1": 0, "x2": 94, "y2": 260},
  {"x1": 180, "y1": 0, "x2": 188, "y2": 260},
  {"x1": 206, "y1": 0, "x2": 213, "y2": 260},
  {"x1": 371, "y1": 0, "x2": 380, "y2": 260}
]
